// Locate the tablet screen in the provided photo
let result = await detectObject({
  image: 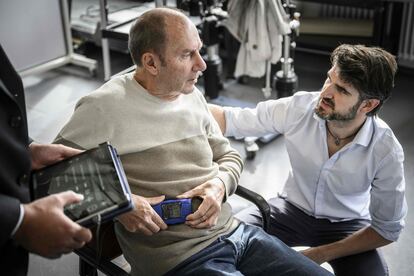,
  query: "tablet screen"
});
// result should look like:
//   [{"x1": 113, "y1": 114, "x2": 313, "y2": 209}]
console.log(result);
[{"x1": 31, "y1": 144, "x2": 130, "y2": 223}]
